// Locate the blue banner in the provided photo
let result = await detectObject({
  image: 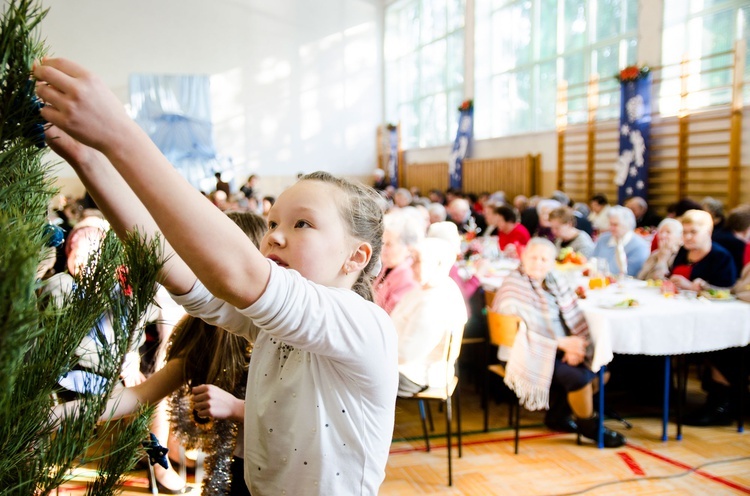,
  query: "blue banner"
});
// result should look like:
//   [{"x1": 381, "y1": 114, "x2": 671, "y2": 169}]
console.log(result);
[
  {"x1": 616, "y1": 73, "x2": 652, "y2": 204},
  {"x1": 449, "y1": 104, "x2": 473, "y2": 190},
  {"x1": 387, "y1": 126, "x2": 399, "y2": 188}
]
